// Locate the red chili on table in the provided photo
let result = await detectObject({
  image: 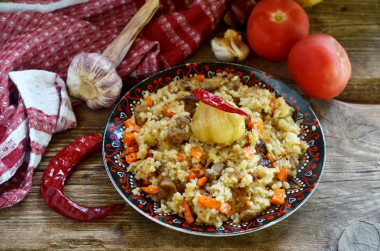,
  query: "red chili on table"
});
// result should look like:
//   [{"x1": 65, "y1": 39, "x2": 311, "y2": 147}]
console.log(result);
[
  {"x1": 192, "y1": 88, "x2": 251, "y2": 120},
  {"x1": 41, "y1": 133, "x2": 125, "y2": 221}
]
